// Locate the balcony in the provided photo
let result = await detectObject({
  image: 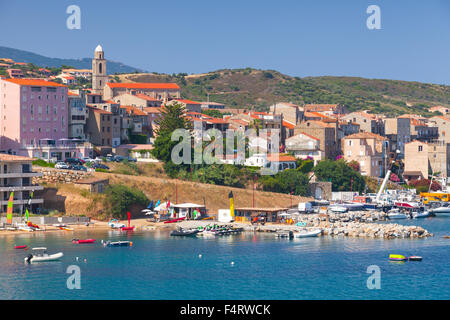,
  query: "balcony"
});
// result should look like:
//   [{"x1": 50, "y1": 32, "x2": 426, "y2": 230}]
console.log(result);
[
  {"x1": 0, "y1": 171, "x2": 42, "y2": 178},
  {"x1": 0, "y1": 198, "x2": 43, "y2": 206},
  {"x1": 0, "y1": 184, "x2": 44, "y2": 192}
]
